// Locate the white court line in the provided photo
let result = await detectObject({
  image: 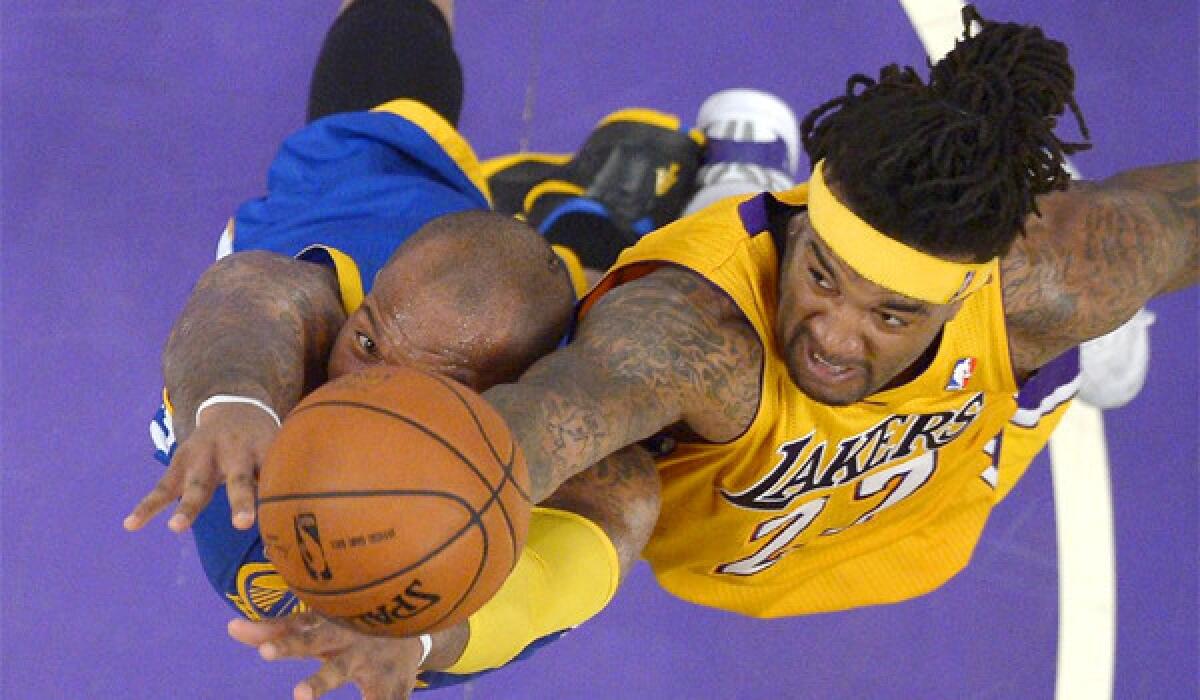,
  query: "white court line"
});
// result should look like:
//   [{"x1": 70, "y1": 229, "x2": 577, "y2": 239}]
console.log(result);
[
  {"x1": 897, "y1": 2, "x2": 1117, "y2": 699},
  {"x1": 1048, "y1": 402, "x2": 1117, "y2": 700}
]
